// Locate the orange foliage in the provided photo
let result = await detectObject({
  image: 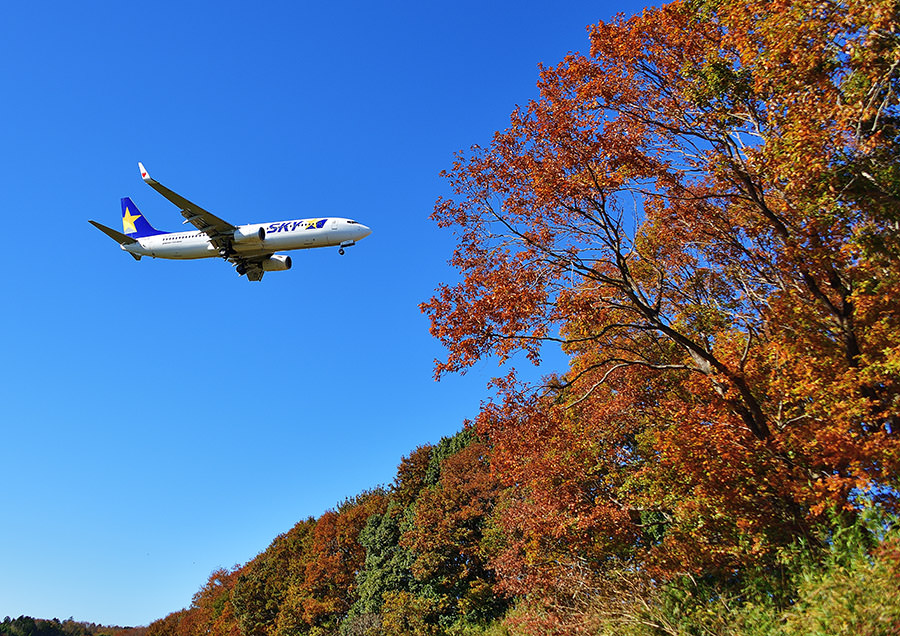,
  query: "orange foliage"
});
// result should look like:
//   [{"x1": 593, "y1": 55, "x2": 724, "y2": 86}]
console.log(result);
[
  {"x1": 402, "y1": 440, "x2": 505, "y2": 619},
  {"x1": 293, "y1": 491, "x2": 388, "y2": 630},
  {"x1": 423, "y1": 0, "x2": 900, "y2": 617}
]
